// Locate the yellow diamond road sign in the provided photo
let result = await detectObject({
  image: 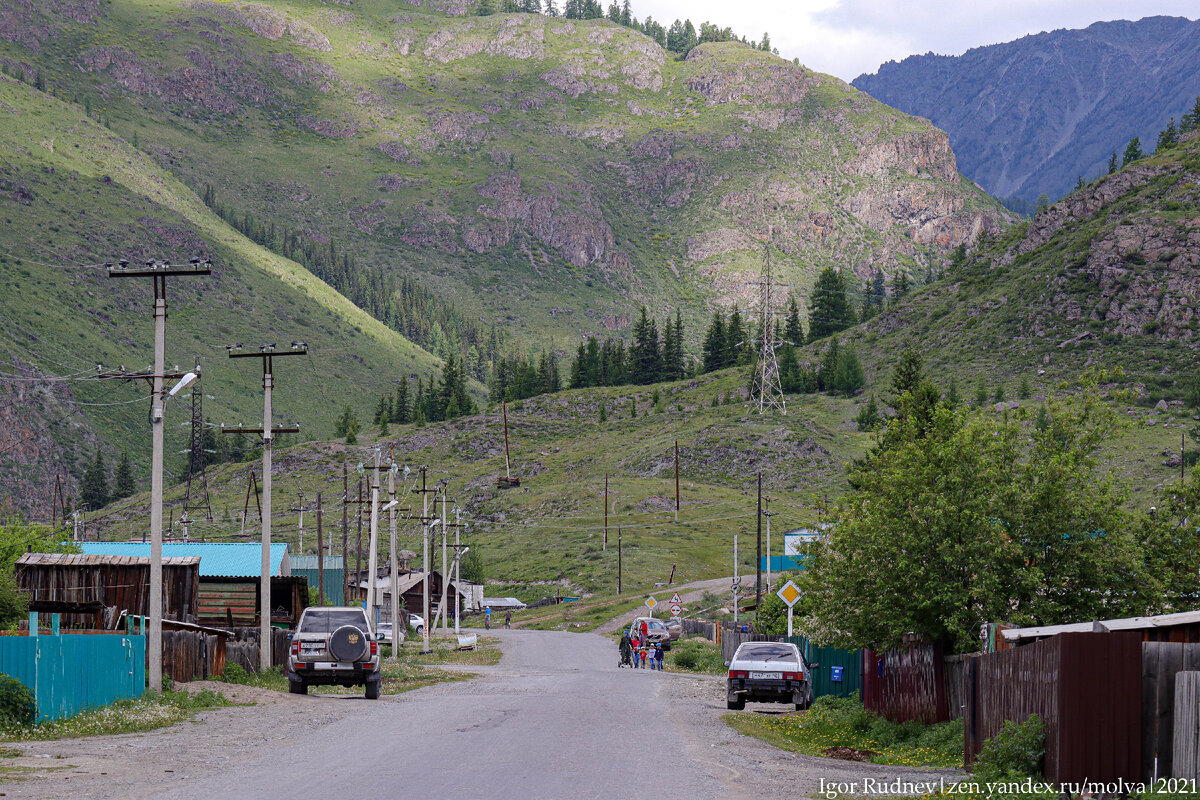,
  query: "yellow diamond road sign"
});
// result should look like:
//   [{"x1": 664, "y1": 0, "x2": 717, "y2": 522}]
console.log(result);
[
  {"x1": 777, "y1": 580, "x2": 802, "y2": 608},
  {"x1": 645, "y1": 596, "x2": 658, "y2": 610}
]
